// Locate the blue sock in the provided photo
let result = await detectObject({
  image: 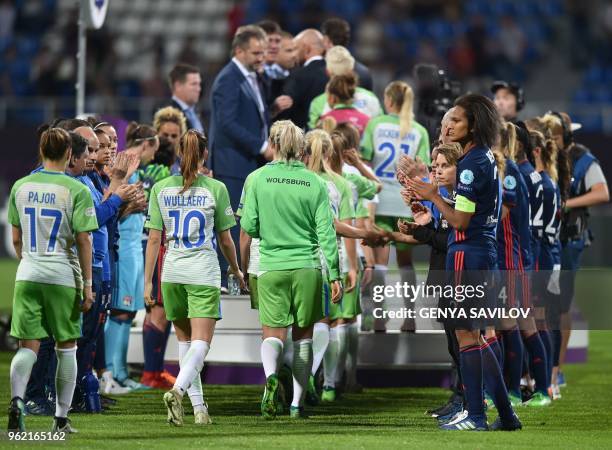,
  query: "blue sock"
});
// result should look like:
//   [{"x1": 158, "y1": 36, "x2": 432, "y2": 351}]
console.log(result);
[
  {"x1": 143, "y1": 320, "x2": 165, "y2": 373},
  {"x1": 538, "y1": 330, "x2": 553, "y2": 389},
  {"x1": 504, "y1": 328, "x2": 524, "y2": 397},
  {"x1": 104, "y1": 316, "x2": 122, "y2": 375},
  {"x1": 487, "y1": 336, "x2": 503, "y2": 367},
  {"x1": 482, "y1": 341, "x2": 513, "y2": 420},
  {"x1": 459, "y1": 344, "x2": 484, "y2": 420},
  {"x1": 552, "y1": 329, "x2": 562, "y2": 368},
  {"x1": 115, "y1": 318, "x2": 133, "y2": 382},
  {"x1": 524, "y1": 333, "x2": 549, "y2": 394},
  {"x1": 159, "y1": 321, "x2": 172, "y2": 372}
]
